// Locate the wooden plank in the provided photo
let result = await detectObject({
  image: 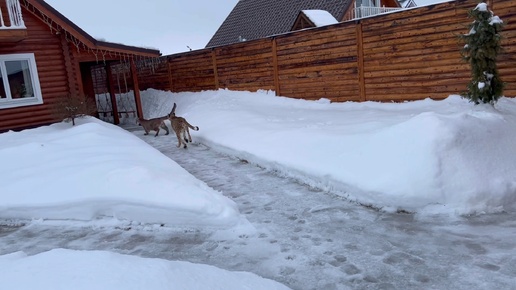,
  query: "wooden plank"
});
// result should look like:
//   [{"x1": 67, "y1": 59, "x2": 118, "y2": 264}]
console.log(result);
[
  {"x1": 130, "y1": 59, "x2": 143, "y2": 119},
  {"x1": 356, "y1": 22, "x2": 366, "y2": 102},
  {"x1": 211, "y1": 50, "x2": 219, "y2": 90},
  {"x1": 277, "y1": 49, "x2": 357, "y2": 64},
  {"x1": 60, "y1": 36, "x2": 76, "y2": 97},
  {"x1": 278, "y1": 67, "x2": 358, "y2": 79},
  {"x1": 365, "y1": 57, "x2": 464, "y2": 72},
  {"x1": 280, "y1": 78, "x2": 360, "y2": 88},
  {"x1": 106, "y1": 63, "x2": 120, "y2": 125},
  {"x1": 276, "y1": 25, "x2": 356, "y2": 47},
  {"x1": 216, "y1": 58, "x2": 273, "y2": 68},
  {"x1": 278, "y1": 62, "x2": 358, "y2": 74},
  {"x1": 276, "y1": 33, "x2": 357, "y2": 52}
]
